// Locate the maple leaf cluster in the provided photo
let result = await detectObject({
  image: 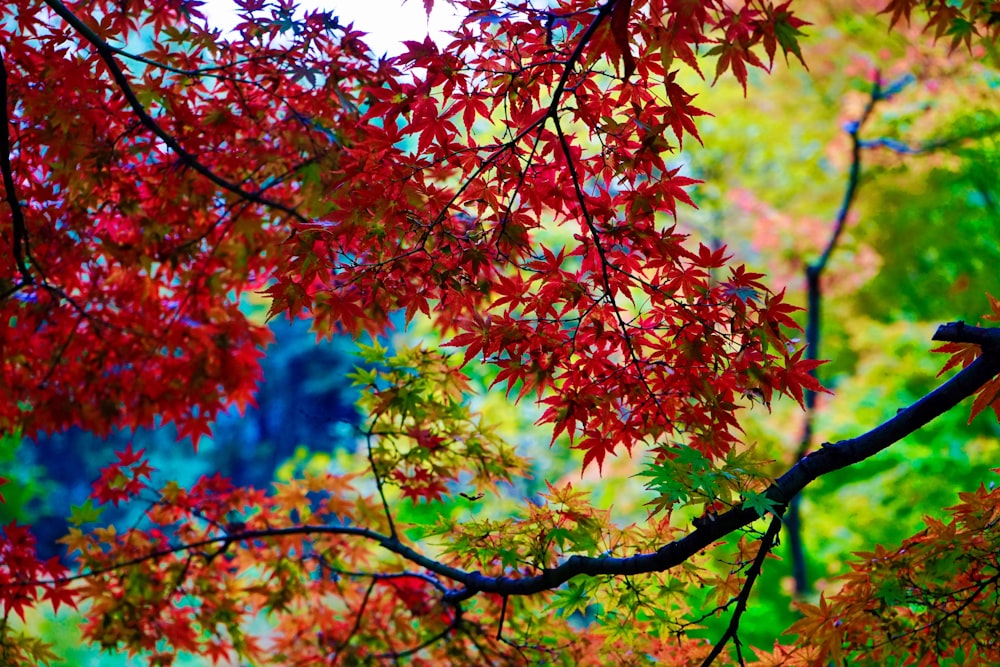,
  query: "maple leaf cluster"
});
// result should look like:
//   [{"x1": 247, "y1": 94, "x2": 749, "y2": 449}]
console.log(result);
[{"x1": 759, "y1": 479, "x2": 1000, "y2": 666}]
